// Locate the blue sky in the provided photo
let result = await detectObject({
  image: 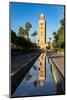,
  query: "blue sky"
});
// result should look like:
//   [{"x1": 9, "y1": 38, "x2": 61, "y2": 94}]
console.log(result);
[{"x1": 10, "y1": 2, "x2": 64, "y2": 42}]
